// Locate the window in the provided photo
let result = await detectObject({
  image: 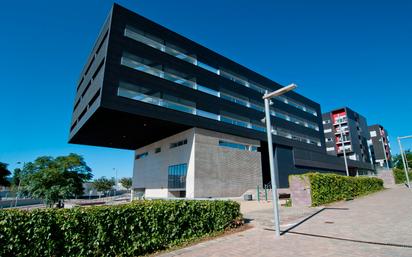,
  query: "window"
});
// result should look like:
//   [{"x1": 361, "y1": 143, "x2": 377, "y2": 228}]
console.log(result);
[
  {"x1": 197, "y1": 84, "x2": 219, "y2": 96},
  {"x1": 324, "y1": 128, "x2": 332, "y2": 133},
  {"x1": 73, "y1": 98, "x2": 80, "y2": 111},
  {"x1": 96, "y1": 30, "x2": 108, "y2": 55},
  {"x1": 168, "y1": 163, "x2": 187, "y2": 189},
  {"x1": 118, "y1": 82, "x2": 196, "y2": 115},
  {"x1": 135, "y1": 152, "x2": 148, "y2": 160},
  {"x1": 370, "y1": 131, "x2": 377, "y2": 137},
  {"x1": 197, "y1": 61, "x2": 219, "y2": 74},
  {"x1": 124, "y1": 26, "x2": 196, "y2": 64},
  {"x1": 121, "y1": 53, "x2": 196, "y2": 89},
  {"x1": 88, "y1": 89, "x2": 101, "y2": 109},
  {"x1": 170, "y1": 139, "x2": 188, "y2": 149},
  {"x1": 155, "y1": 147, "x2": 161, "y2": 153},
  {"x1": 218, "y1": 140, "x2": 258, "y2": 152},
  {"x1": 326, "y1": 147, "x2": 335, "y2": 151}
]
